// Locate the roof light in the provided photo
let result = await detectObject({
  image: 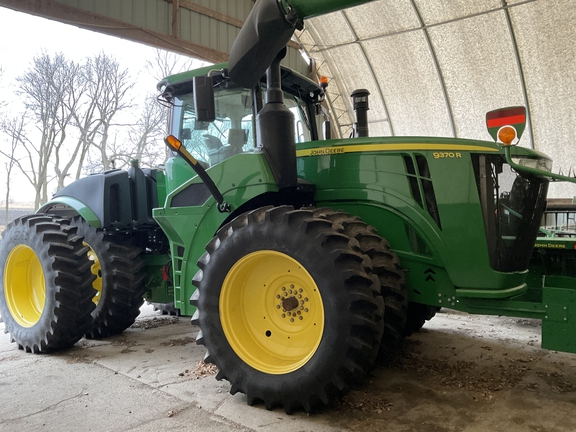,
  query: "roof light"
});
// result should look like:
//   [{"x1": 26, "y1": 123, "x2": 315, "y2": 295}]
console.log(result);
[{"x1": 319, "y1": 76, "x2": 329, "y2": 89}]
